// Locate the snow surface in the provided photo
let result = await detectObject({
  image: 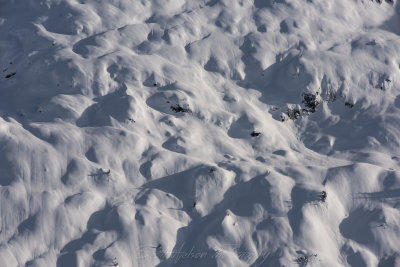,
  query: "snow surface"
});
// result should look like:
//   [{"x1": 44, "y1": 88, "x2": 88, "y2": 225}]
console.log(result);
[{"x1": 1, "y1": 0, "x2": 400, "y2": 266}]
